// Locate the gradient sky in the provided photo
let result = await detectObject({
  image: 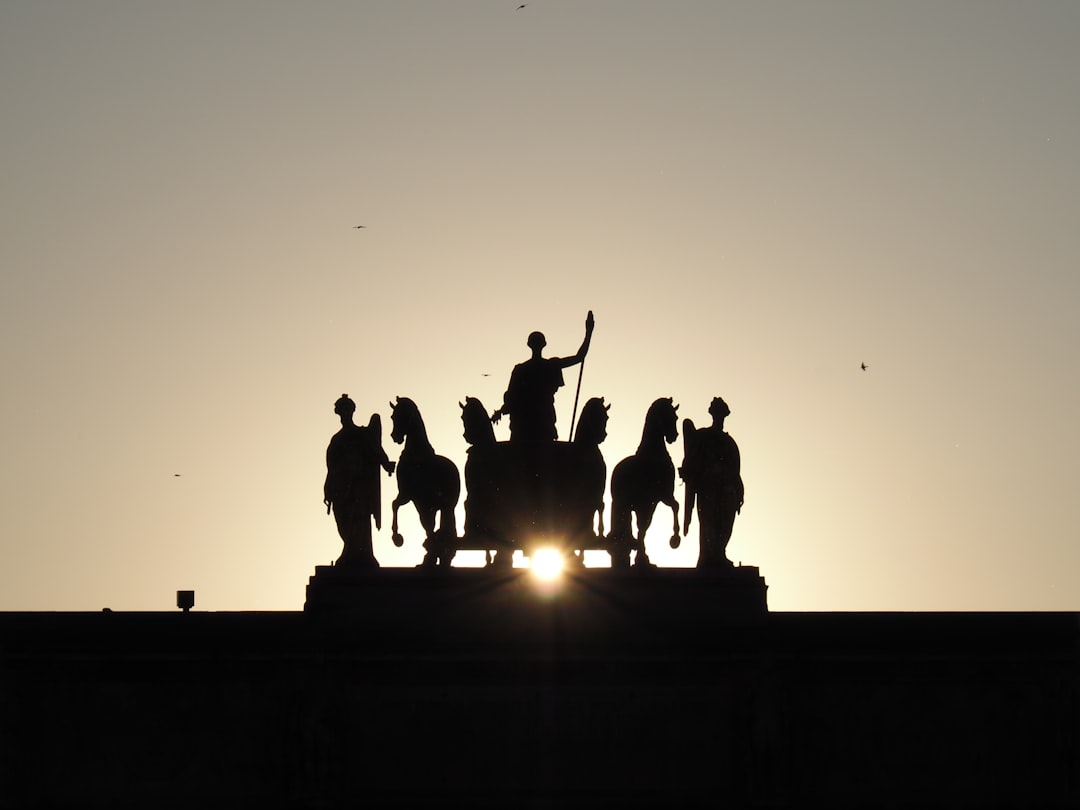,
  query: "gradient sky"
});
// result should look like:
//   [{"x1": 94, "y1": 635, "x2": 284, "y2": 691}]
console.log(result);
[{"x1": 3, "y1": 1, "x2": 1078, "y2": 612}]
